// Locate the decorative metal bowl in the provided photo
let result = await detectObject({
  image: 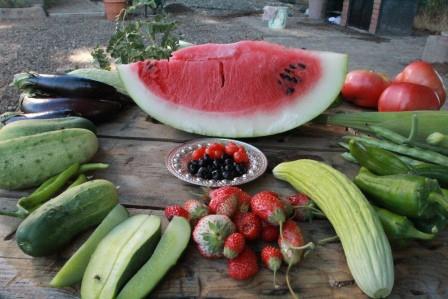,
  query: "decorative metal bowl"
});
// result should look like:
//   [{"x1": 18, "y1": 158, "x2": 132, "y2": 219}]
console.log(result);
[{"x1": 165, "y1": 138, "x2": 268, "y2": 187}]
